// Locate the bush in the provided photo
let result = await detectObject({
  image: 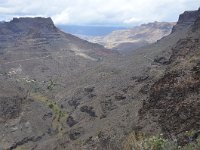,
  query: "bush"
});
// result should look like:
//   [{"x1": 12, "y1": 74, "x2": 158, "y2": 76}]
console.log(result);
[{"x1": 49, "y1": 103, "x2": 54, "y2": 109}]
